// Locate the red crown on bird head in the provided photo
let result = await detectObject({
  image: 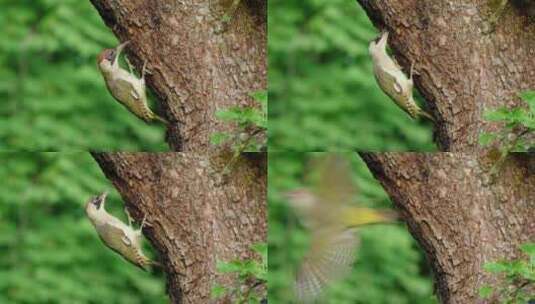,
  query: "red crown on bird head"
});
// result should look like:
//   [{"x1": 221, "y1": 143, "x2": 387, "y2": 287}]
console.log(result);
[
  {"x1": 96, "y1": 41, "x2": 130, "y2": 65},
  {"x1": 97, "y1": 48, "x2": 116, "y2": 65}
]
